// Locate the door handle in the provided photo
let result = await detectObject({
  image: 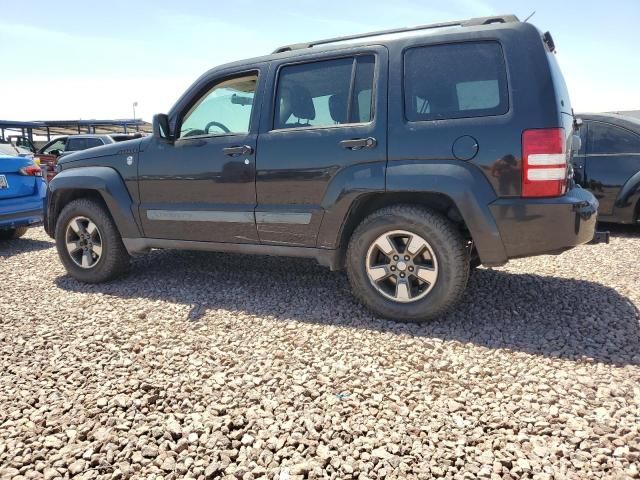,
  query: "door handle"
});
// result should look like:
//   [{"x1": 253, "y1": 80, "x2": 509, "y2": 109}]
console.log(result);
[
  {"x1": 340, "y1": 137, "x2": 377, "y2": 150},
  {"x1": 223, "y1": 145, "x2": 254, "y2": 156}
]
